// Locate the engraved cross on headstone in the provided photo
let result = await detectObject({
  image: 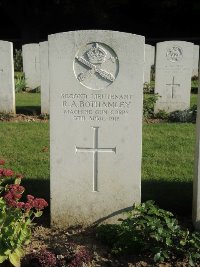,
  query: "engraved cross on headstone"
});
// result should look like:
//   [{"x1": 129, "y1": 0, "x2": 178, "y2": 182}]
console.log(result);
[
  {"x1": 75, "y1": 126, "x2": 116, "y2": 192},
  {"x1": 166, "y1": 76, "x2": 180, "y2": 98}
]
